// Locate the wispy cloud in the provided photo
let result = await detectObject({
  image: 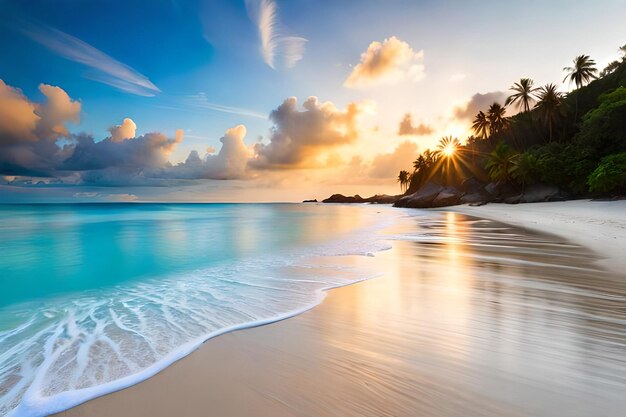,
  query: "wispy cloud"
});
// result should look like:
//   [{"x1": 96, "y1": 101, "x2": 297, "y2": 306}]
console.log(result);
[
  {"x1": 158, "y1": 93, "x2": 267, "y2": 119},
  {"x1": 246, "y1": 0, "x2": 307, "y2": 69},
  {"x1": 22, "y1": 24, "x2": 160, "y2": 97}
]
